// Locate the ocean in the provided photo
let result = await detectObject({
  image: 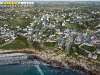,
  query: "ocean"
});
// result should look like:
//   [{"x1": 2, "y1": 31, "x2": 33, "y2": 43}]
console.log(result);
[{"x1": 0, "y1": 65, "x2": 87, "y2": 75}]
